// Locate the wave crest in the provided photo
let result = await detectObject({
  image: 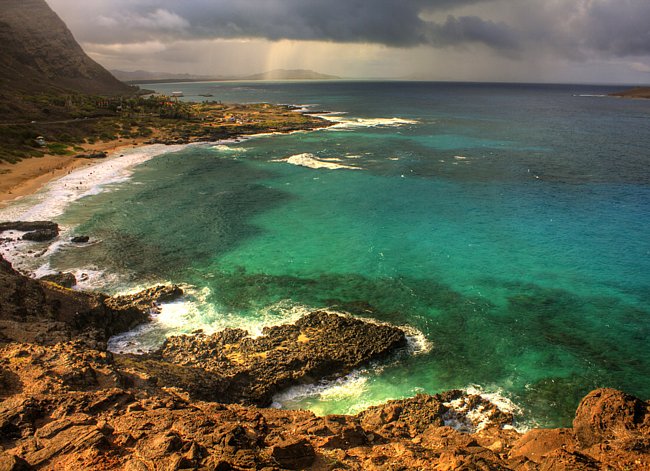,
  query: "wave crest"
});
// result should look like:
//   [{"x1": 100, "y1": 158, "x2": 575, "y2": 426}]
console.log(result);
[{"x1": 275, "y1": 153, "x2": 361, "y2": 170}]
